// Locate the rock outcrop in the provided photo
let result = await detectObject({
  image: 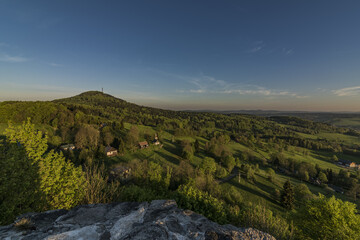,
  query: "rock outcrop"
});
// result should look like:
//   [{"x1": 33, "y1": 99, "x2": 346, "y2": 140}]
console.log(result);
[{"x1": 0, "y1": 200, "x2": 275, "y2": 240}]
